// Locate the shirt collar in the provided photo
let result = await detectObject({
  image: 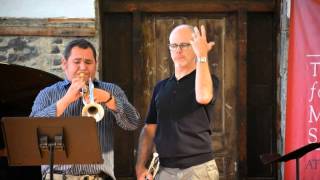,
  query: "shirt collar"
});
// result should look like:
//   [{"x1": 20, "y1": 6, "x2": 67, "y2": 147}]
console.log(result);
[{"x1": 169, "y1": 69, "x2": 196, "y2": 82}]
